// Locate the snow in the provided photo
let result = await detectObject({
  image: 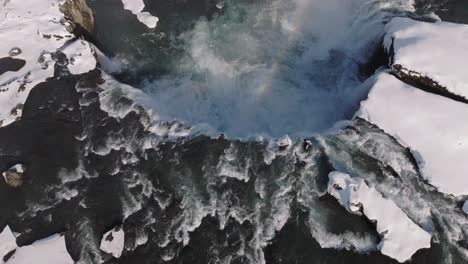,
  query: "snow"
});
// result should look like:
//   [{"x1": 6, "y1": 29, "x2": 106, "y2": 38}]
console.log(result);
[
  {"x1": 100, "y1": 226, "x2": 125, "y2": 258},
  {"x1": 121, "y1": 0, "x2": 159, "y2": 28},
  {"x1": 61, "y1": 40, "x2": 96, "y2": 75},
  {"x1": 6, "y1": 234, "x2": 73, "y2": 264},
  {"x1": 0, "y1": 0, "x2": 96, "y2": 127},
  {"x1": 384, "y1": 17, "x2": 468, "y2": 99},
  {"x1": 328, "y1": 171, "x2": 431, "y2": 263},
  {"x1": 0, "y1": 226, "x2": 17, "y2": 262},
  {"x1": 357, "y1": 73, "x2": 468, "y2": 196},
  {"x1": 463, "y1": 200, "x2": 468, "y2": 215}
]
